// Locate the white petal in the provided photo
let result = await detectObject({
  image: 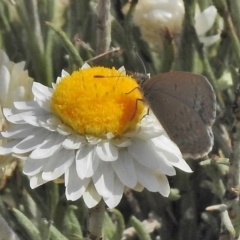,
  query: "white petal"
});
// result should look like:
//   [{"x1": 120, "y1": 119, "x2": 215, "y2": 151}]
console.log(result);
[
  {"x1": 128, "y1": 138, "x2": 160, "y2": 169},
  {"x1": 29, "y1": 172, "x2": 49, "y2": 188},
  {"x1": 65, "y1": 162, "x2": 91, "y2": 201},
  {"x1": 61, "y1": 69, "x2": 70, "y2": 78},
  {"x1": 0, "y1": 140, "x2": 21, "y2": 155},
  {"x1": 54, "y1": 70, "x2": 69, "y2": 86},
  {"x1": 4, "y1": 107, "x2": 46, "y2": 124},
  {"x1": 35, "y1": 99, "x2": 51, "y2": 112},
  {"x1": 1, "y1": 124, "x2": 36, "y2": 139},
  {"x1": 57, "y1": 124, "x2": 73, "y2": 136},
  {"x1": 162, "y1": 150, "x2": 185, "y2": 166},
  {"x1": 103, "y1": 175, "x2": 124, "y2": 208},
  {"x1": 132, "y1": 183, "x2": 144, "y2": 192},
  {"x1": 23, "y1": 156, "x2": 48, "y2": 176},
  {"x1": 134, "y1": 161, "x2": 163, "y2": 192},
  {"x1": 32, "y1": 82, "x2": 53, "y2": 101},
  {"x1": 22, "y1": 115, "x2": 42, "y2": 127},
  {"x1": 42, "y1": 148, "x2": 74, "y2": 180},
  {"x1": 155, "y1": 172, "x2": 170, "y2": 197},
  {"x1": 47, "y1": 116, "x2": 62, "y2": 125},
  {"x1": 39, "y1": 118, "x2": 58, "y2": 131},
  {"x1": 30, "y1": 132, "x2": 65, "y2": 159},
  {"x1": 83, "y1": 182, "x2": 102, "y2": 208},
  {"x1": 199, "y1": 35, "x2": 220, "y2": 47},
  {"x1": 111, "y1": 149, "x2": 137, "y2": 188},
  {"x1": 92, "y1": 161, "x2": 115, "y2": 198},
  {"x1": 0, "y1": 66, "x2": 10, "y2": 105},
  {"x1": 62, "y1": 134, "x2": 86, "y2": 149},
  {"x1": 14, "y1": 101, "x2": 38, "y2": 110},
  {"x1": 81, "y1": 63, "x2": 91, "y2": 69},
  {"x1": 171, "y1": 158, "x2": 192, "y2": 173},
  {"x1": 76, "y1": 145, "x2": 99, "y2": 179},
  {"x1": 112, "y1": 137, "x2": 132, "y2": 147},
  {"x1": 154, "y1": 151, "x2": 176, "y2": 176},
  {"x1": 3, "y1": 108, "x2": 25, "y2": 124},
  {"x1": 23, "y1": 105, "x2": 47, "y2": 116},
  {"x1": 33, "y1": 113, "x2": 55, "y2": 129},
  {"x1": 137, "y1": 128, "x2": 162, "y2": 140},
  {"x1": 12, "y1": 129, "x2": 50, "y2": 154},
  {"x1": 117, "y1": 66, "x2": 126, "y2": 75},
  {"x1": 96, "y1": 141, "x2": 118, "y2": 161},
  {"x1": 152, "y1": 135, "x2": 182, "y2": 161},
  {"x1": 195, "y1": 6, "x2": 217, "y2": 36}
]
